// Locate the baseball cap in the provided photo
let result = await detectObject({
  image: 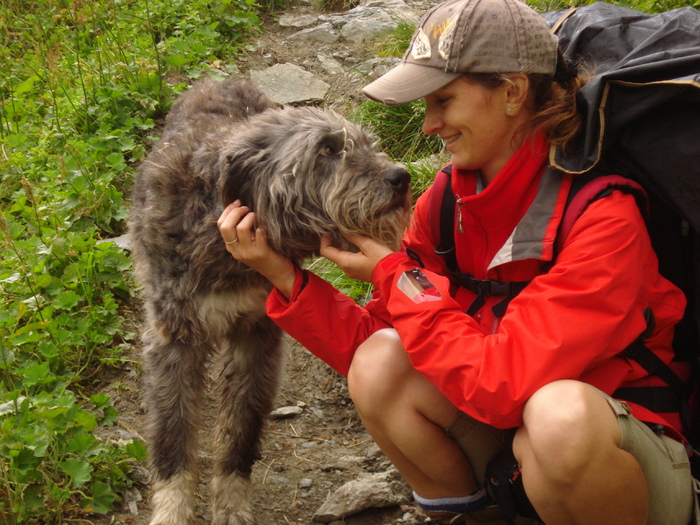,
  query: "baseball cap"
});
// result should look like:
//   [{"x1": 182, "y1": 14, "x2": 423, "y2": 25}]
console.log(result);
[{"x1": 362, "y1": 0, "x2": 558, "y2": 105}]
